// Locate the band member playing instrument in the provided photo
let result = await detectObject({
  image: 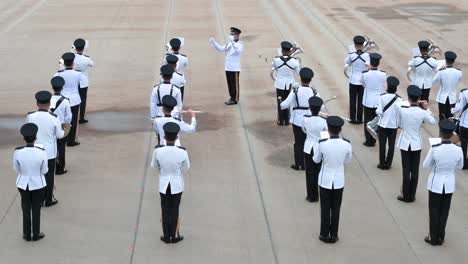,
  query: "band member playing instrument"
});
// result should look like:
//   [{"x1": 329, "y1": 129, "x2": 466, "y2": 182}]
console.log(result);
[
  {"x1": 49, "y1": 76, "x2": 72, "y2": 175},
  {"x1": 345, "y1": 35, "x2": 370, "y2": 124},
  {"x1": 280, "y1": 67, "x2": 320, "y2": 170},
  {"x1": 397, "y1": 85, "x2": 436, "y2": 203},
  {"x1": 408, "y1": 41, "x2": 438, "y2": 102},
  {"x1": 73, "y1": 38, "x2": 94, "y2": 124},
  {"x1": 151, "y1": 122, "x2": 190, "y2": 244},
  {"x1": 302, "y1": 97, "x2": 327, "y2": 202},
  {"x1": 165, "y1": 38, "x2": 189, "y2": 76},
  {"x1": 433, "y1": 51, "x2": 462, "y2": 120},
  {"x1": 272, "y1": 41, "x2": 300, "y2": 126},
  {"x1": 362, "y1": 53, "x2": 386, "y2": 147},
  {"x1": 375, "y1": 76, "x2": 402, "y2": 170},
  {"x1": 451, "y1": 88, "x2": 468, "y2": 169},
  {"x1": 150, "y1": 65, "x2": 183, "y2": 119},
  {"x1": 165, "y1": 54, "x2": 186, "y2": 101},
  {"x1": 313, "y1": 116, "x2": 352, "y2": 244},
  {"x1": 423, "y1": 119, "x2": 463, "y2": 246},
  {"x1": 210, "y1": 27, "x2": 244, "y2": 105}
]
